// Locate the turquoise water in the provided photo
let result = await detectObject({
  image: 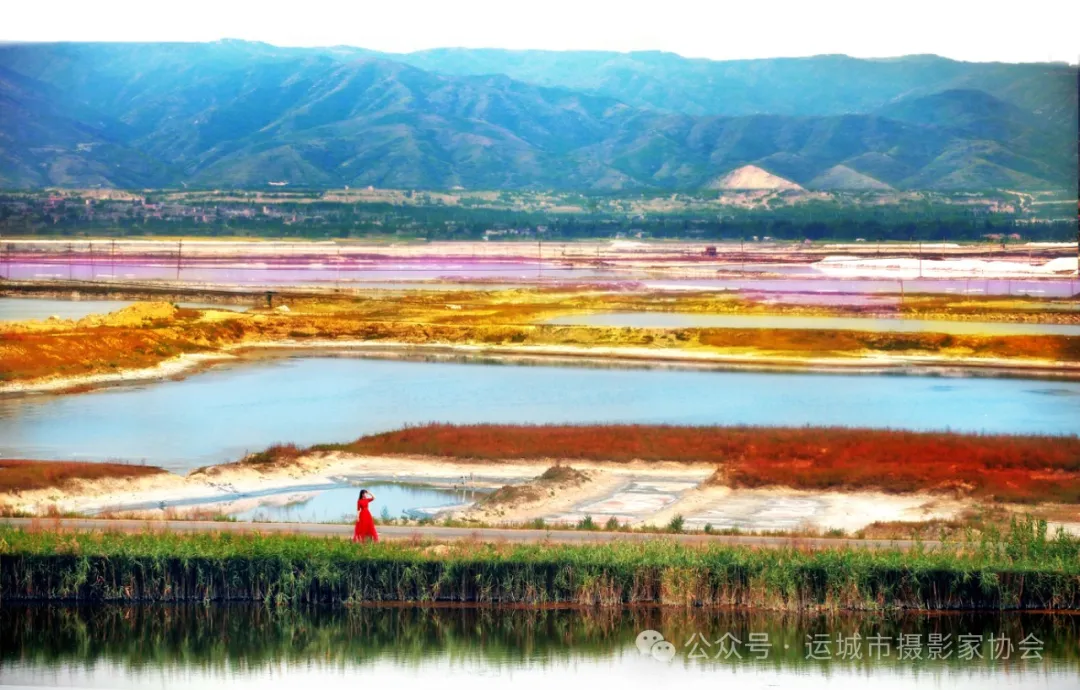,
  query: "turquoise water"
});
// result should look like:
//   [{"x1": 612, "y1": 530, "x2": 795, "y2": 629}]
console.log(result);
[
  {"x1": 0, "y1": 298, "x2": 139, "y2": 320},
  {"x1": 229, "y1": 482, "x2": 476, "y2": 522},
  {"x1": 90, "y1": 480, "x2": 478, "y2": 521},
  {"x1": 544, "y1": 311, "x2": 1080, "y2": 336},
  {"x1": 1, "y1": 356, "x2": 1077, "y2": 471}
]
